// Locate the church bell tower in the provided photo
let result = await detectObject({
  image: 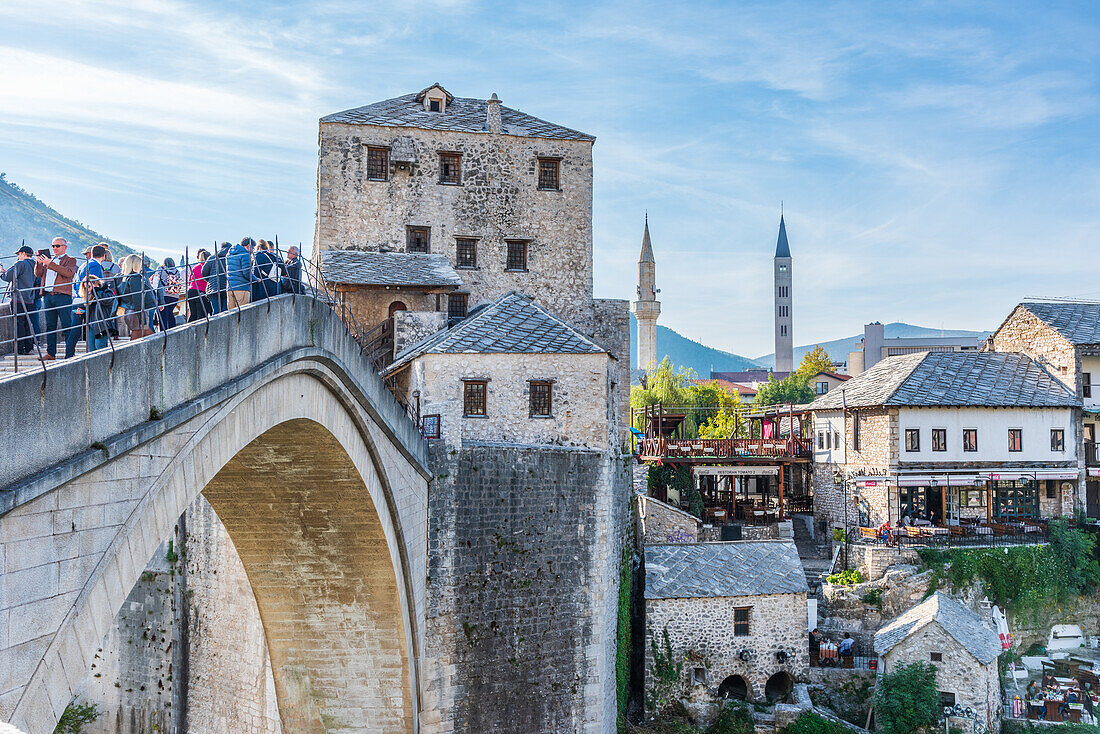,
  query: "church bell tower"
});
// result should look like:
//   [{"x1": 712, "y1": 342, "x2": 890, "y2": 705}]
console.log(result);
[{"x1": 774, "y1": 213, "x2": 794, "y2": 373}]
